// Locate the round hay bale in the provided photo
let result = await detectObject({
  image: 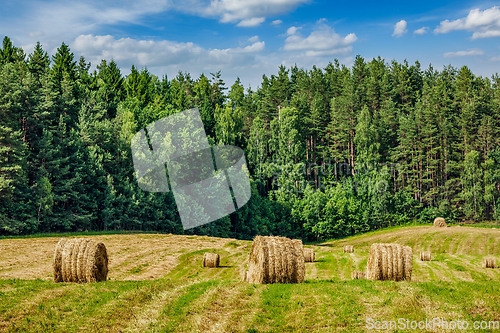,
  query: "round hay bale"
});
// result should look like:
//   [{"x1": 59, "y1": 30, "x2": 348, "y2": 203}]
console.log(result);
[
  {"x1": 403, "y1": 246, "x2": 413, "y2": 281},
  {"x1": 247, "y1": 236, "x2": 304, "y2": 284},
  {"x1": 77, "y1": 239, "x2": 90, "y2": 282},
  {"x1": 343, "y1": 245, "x2": 354, "y2": 253},
  {"x1": 420, "y1": 251, "x2": 431, "y2": 261},
  {"x1": 434, "y1": 217, "x2": 447, "y2": 228},
  {"x1": 352, "y1": 271, "x2": 366, "y2": 279},
  {"x1": 292, "y1": 239, "x2": 305, "y2": 283},
  {"x1": 61, "y1": 238, "x2": 77, "y2": 282},
  {"x1": 202, "y1": 252, "x2": 220, "y2": 268},
  {"x1": 85, "y1": 241, "x2": 108, "y2": 282},
  {"x1": 304, "y1": 248, "x2": 315, "y2": 262},
  {"x1": 53, "y1": 238, "x2": 68, "y2": 283},
  {"x1": 482, "y1": 257, "x2": 497, "y2": 269},
  {"x1": 367, "y1": 243, "x2": 411, "y2": 281}
]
